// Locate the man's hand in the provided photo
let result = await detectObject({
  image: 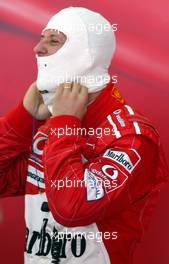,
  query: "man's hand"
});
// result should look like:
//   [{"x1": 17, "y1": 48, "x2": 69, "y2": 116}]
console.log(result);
[
  {"x1": 23, "y1": 82, "x2": 51, "y2": 120},
  {"x1": 52, "y1": 82, "x2": 88, "y2": 120}
]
